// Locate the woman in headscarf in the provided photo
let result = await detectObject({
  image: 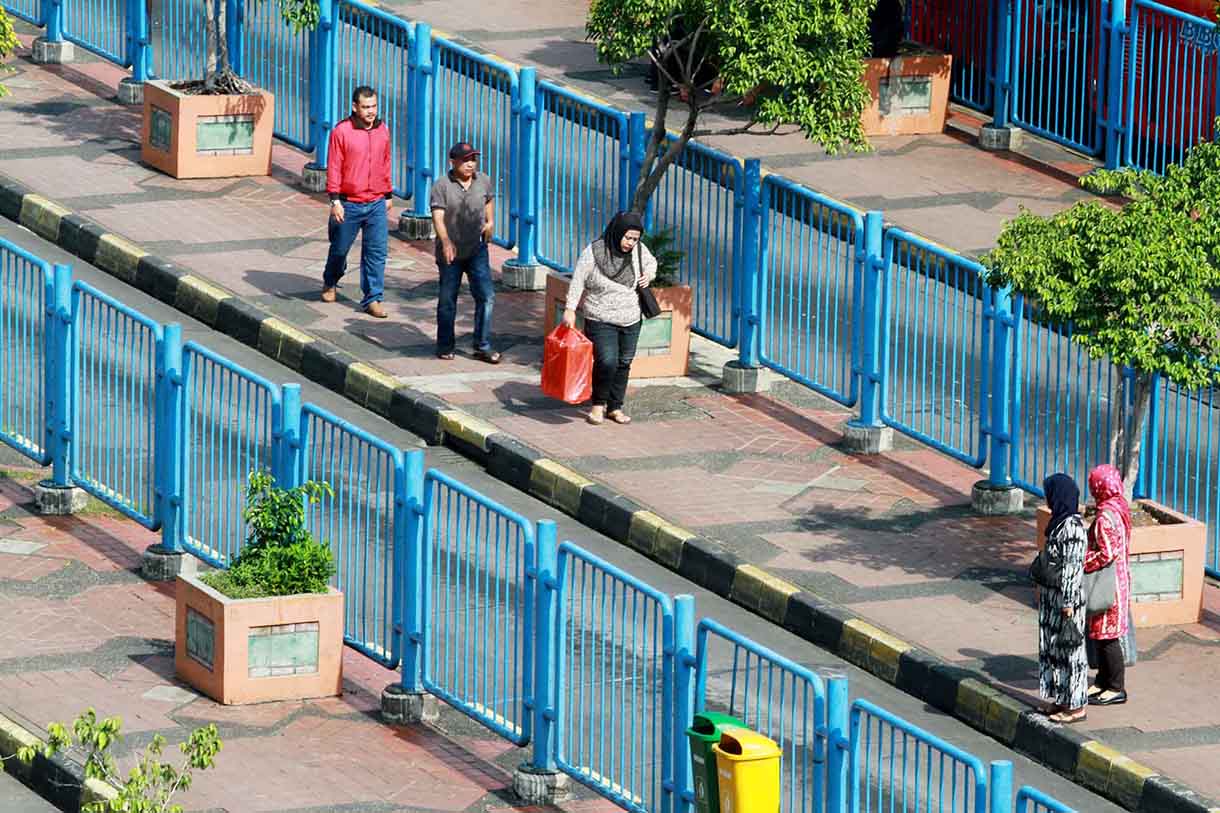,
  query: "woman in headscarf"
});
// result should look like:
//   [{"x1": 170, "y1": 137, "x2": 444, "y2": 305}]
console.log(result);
[
  {"x1": 1085, "y1": 464, "x2": 1133, "y2": 706},
  {"x1": 562, "y1": 212, "x2": 657, "y2": 425},
  {"x1": 1038, "y1": 473, "x2": 1089, "y2": 723}
]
